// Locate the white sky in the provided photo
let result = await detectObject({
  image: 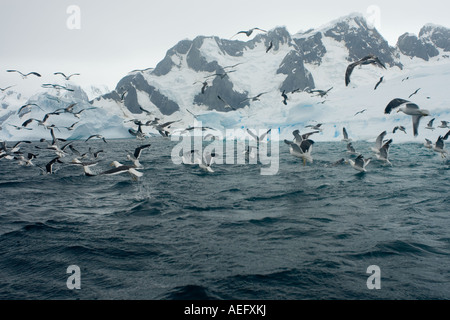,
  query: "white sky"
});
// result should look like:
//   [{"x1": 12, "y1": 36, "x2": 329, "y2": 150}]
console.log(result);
[{"x1": 1, "y1": 0, "x2": 449, "y2": 92}]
